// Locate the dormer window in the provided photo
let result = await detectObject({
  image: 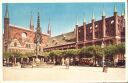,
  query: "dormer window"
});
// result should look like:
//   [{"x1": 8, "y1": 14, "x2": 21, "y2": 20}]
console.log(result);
[
  {"x1": 95, "y1": 25, "x2": 98, "y2": 28},
  {"x1": 111, "y1": 20, "x2": 114, "y2": 24}
]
